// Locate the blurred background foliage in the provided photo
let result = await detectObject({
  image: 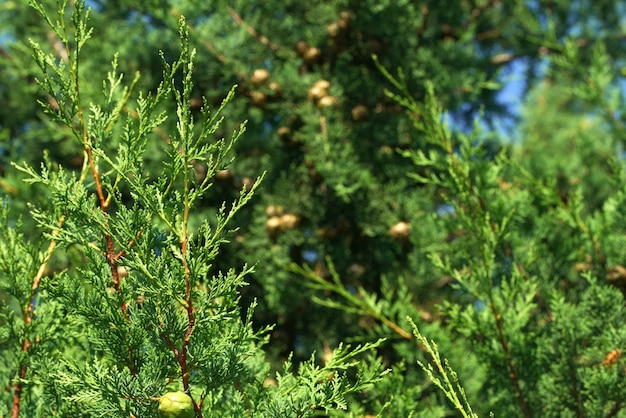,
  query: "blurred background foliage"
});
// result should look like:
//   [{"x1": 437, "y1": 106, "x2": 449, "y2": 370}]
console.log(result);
[{"x1": 1, "y1": 0, "x2": 626, "y2": 415}]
